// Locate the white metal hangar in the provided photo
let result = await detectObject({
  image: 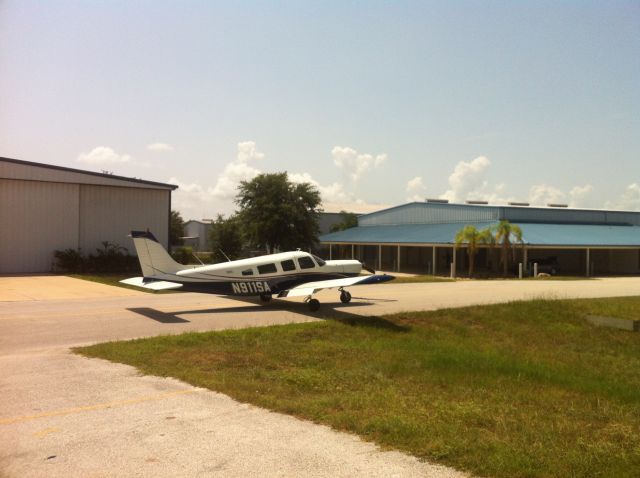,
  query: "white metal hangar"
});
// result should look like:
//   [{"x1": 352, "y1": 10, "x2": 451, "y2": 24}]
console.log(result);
[
  {"x1": 0, "y1": 157, "x2": 177, "y2": 273},
  {"x1": 319, "y1": 201, "x2": 640, "y2": 277}
]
